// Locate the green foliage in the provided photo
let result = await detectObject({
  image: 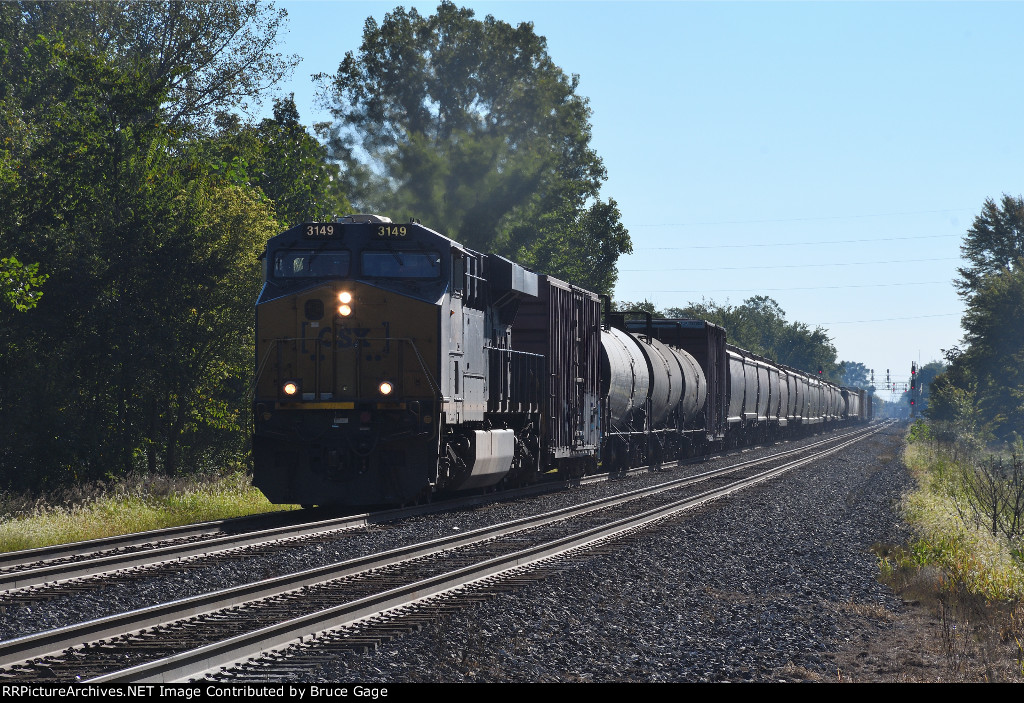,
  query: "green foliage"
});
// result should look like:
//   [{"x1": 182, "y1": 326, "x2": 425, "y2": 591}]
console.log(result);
[
  {"x1": 839, "y1": 360, "x2": 870, "y2": 388},
  {"x1": 923, "y1": 194, "x2": 1024, "y2": 441},
  {"x1": 205, "y1": 95, "x2": 352, "y2": 228},
  {"x1": 0, "y1": 1, "x2": 307, "y2": 493},
  {"x1": 664, "y1": 295, "x2": 841, "y2": 379},
  {"x1": 322, "y1": 1, "x2": 631, "y2": 294},
  {"x1": 0, "y1": 471, "x2": 294, "y2": 553},
  {"x1": 0, "y1": 256, "x2": 47, "y2": 311},
  {"x1": 614, "y1": 299, "x2": 665, "y2": 319},
  {"x1": 958, "y1": 262, "x2": 1024, "y2": 438},
  {"x1": 510, "y1": 197, "x2": 632, "y2": 295},
  {"x1": 932, "y1": 256, "x2": 1024, "y2": 441},
  {"x1": 897, "y1": 433, "x2": 1024, "y2": 600},
  {"x1": 956, "y1": 194, "x2": 1024, "y2": 299},
  {"x1": 908, "y1": 419, "x2": 933, "y2": 444},
  {"x1": 10, "y1": 1, "x2": 298, "y2": 132}
]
